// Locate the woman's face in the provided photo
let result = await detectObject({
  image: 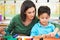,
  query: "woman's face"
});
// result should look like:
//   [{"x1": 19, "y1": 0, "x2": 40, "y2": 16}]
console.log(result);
[{"x1": 25, "y1": 7, "x2": 35, "y2": 20}]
